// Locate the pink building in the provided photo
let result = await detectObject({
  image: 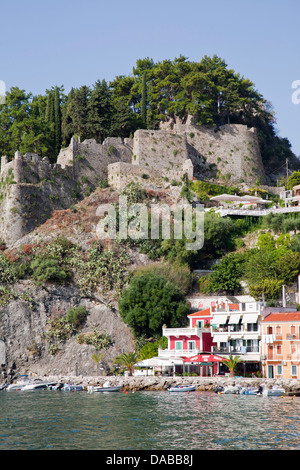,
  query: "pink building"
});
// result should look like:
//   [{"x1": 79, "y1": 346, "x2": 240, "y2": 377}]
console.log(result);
[{"x1": 159, "y1": 309, "x2": 223, "y2": 376}]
